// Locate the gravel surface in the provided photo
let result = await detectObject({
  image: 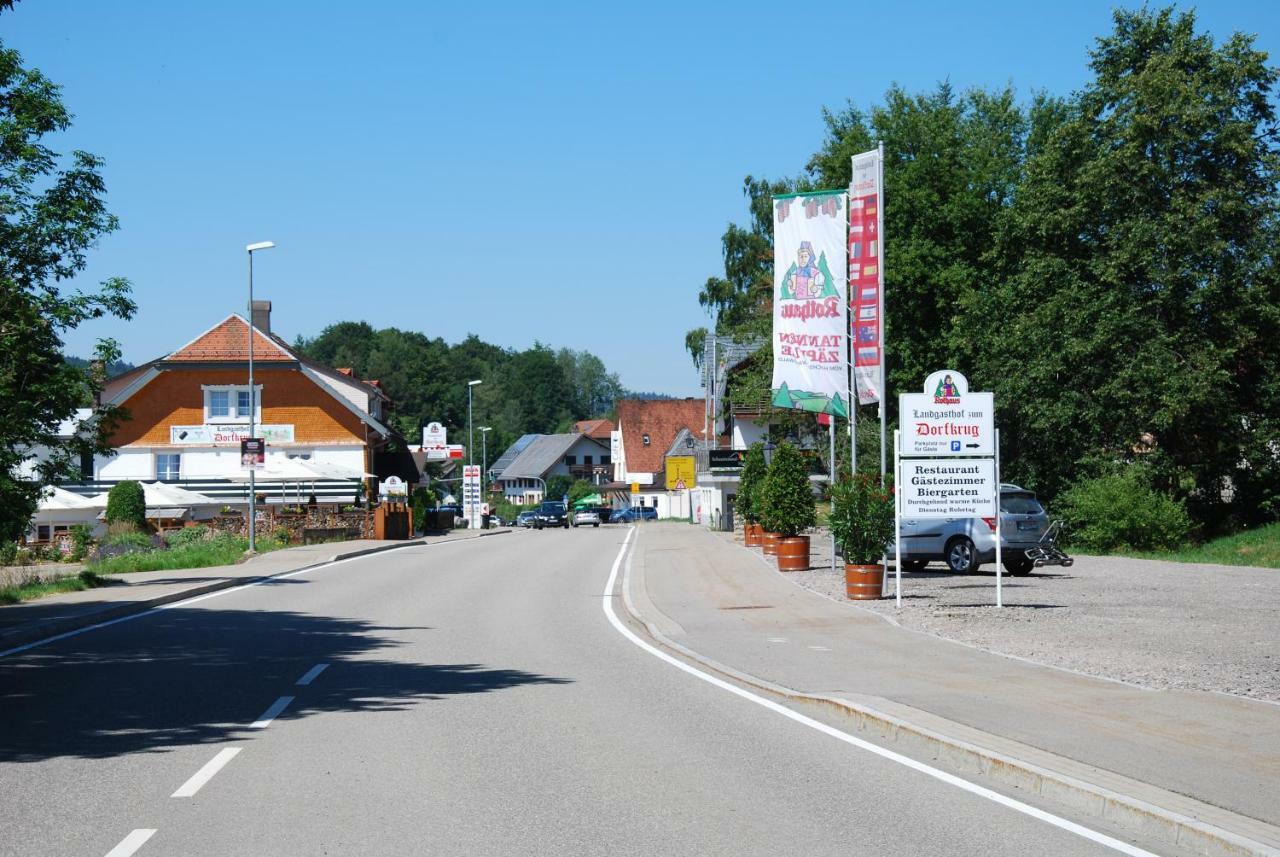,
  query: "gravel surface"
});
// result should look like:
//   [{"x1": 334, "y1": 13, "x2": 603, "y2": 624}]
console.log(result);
[{"x1": 773, "y1": 529, "x2": 1280, "y2": 703}]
